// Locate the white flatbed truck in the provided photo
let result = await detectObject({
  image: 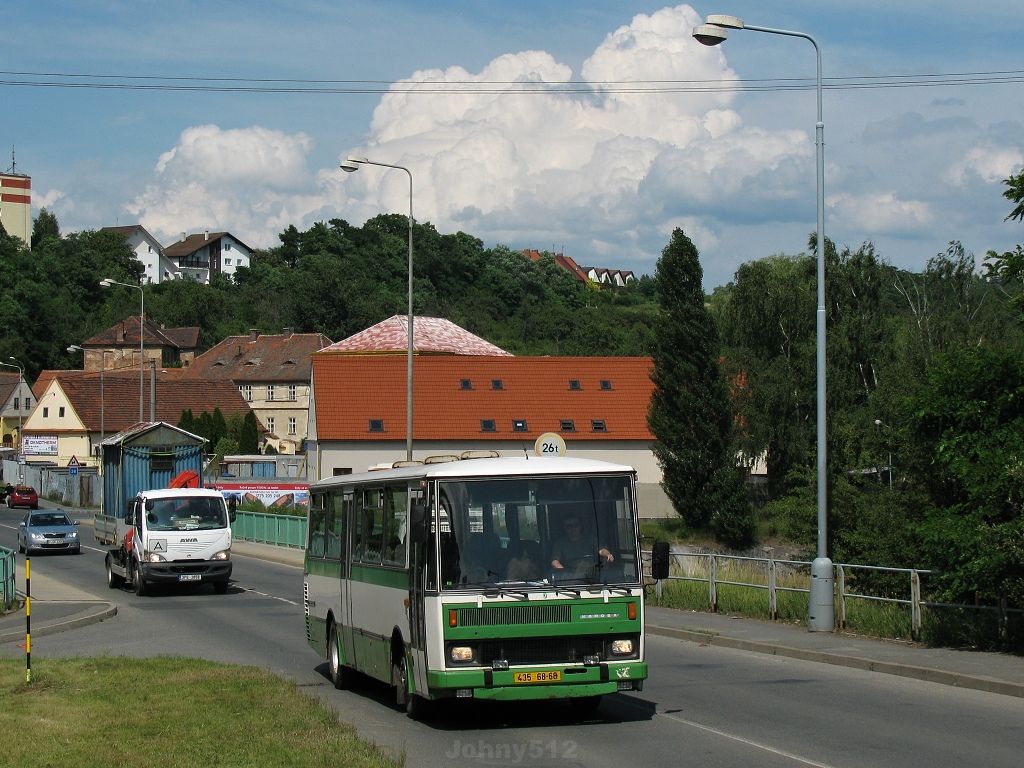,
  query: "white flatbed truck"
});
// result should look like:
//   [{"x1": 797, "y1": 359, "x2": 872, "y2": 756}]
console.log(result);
[{"x1": 102, "y1": 487, "x2": 236, "y2": 595}]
